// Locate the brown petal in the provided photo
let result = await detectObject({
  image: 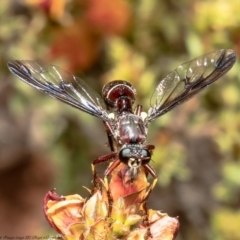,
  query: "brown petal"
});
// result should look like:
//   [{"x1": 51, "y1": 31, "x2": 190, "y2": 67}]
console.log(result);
[
  {"x1": 43, "y1": 189, "x2": 65, "y2": 233},
  {"x1": 83, "y1": 191, "x2": 108, "y2": 226},
  {"x1": 109, "y1": 163, "x2": 150, "y2": 205},
  {"x1": 127, "y1": 228, "x2": 148, "y2": 239},
  {"x1": 44, "y1": 190, "x2": 85, "y2": 235},
  {"x1": 149, "y1": 210, "x2": 179, "y2": 240}
]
